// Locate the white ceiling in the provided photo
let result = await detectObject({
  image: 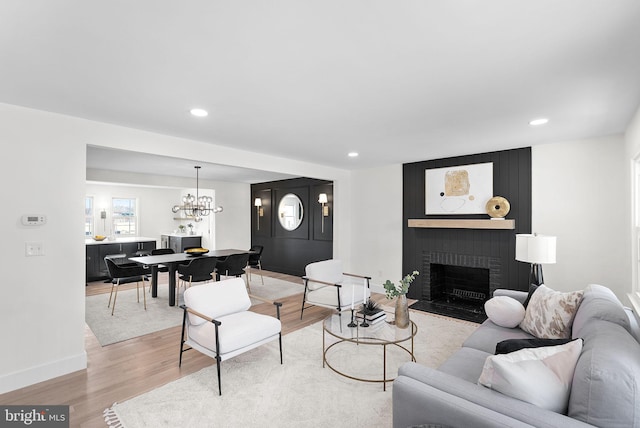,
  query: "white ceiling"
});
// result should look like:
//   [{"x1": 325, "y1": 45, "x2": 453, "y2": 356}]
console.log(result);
[{"x1": 2, "y1": 1, "x2": 640, "y2": 181}]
